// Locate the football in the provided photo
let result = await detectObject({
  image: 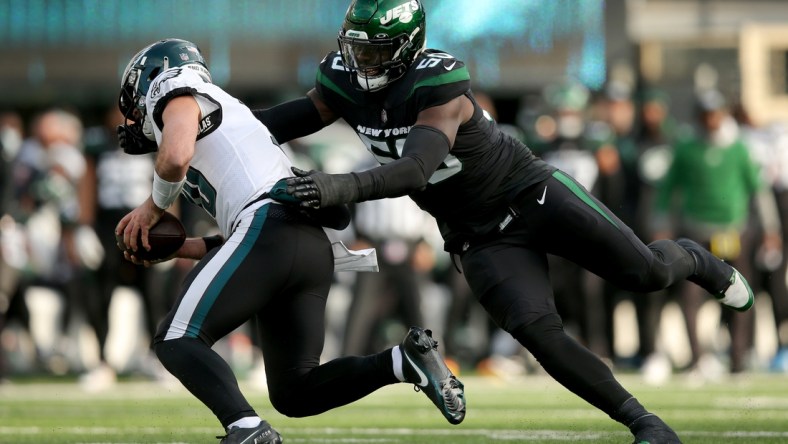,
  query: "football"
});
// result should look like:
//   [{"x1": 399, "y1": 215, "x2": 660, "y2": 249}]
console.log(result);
[{"x1": 119, "y1": 211, "x2": 186, "y2": 261}]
